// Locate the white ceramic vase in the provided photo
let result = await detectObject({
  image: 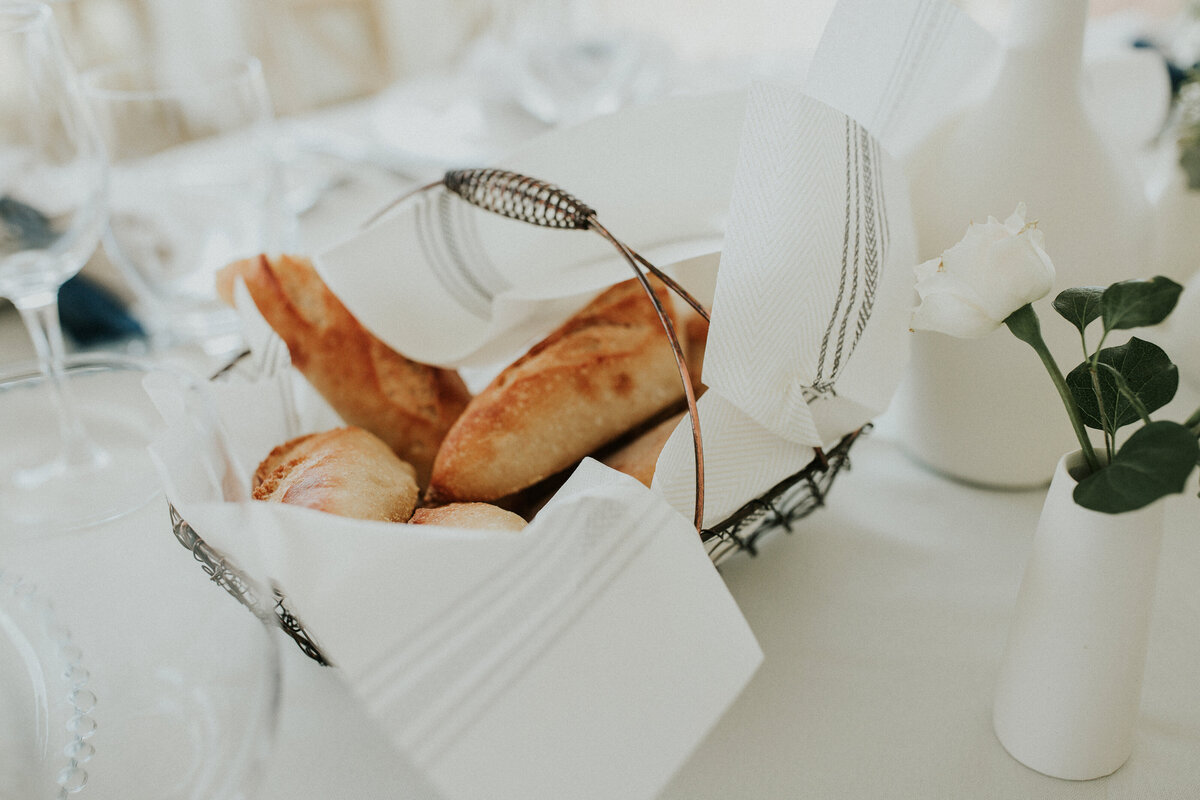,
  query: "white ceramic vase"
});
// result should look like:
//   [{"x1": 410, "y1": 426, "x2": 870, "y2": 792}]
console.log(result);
[
  {"x1": 894, "y1": 0, "x2": 1152, "y2": 487},
  {"x1": 992, "y1": 450, "x2": 1165, "y2": 781},
  {"x1": 1148, "y1": 150, "x2": 1200, "y2": 287}
]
